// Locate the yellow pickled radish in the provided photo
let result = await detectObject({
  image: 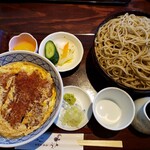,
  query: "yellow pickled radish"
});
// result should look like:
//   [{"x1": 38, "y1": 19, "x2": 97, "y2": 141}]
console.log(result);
[{"x1": 61, "y1": 42, "x2": 69, "y2": 58}]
